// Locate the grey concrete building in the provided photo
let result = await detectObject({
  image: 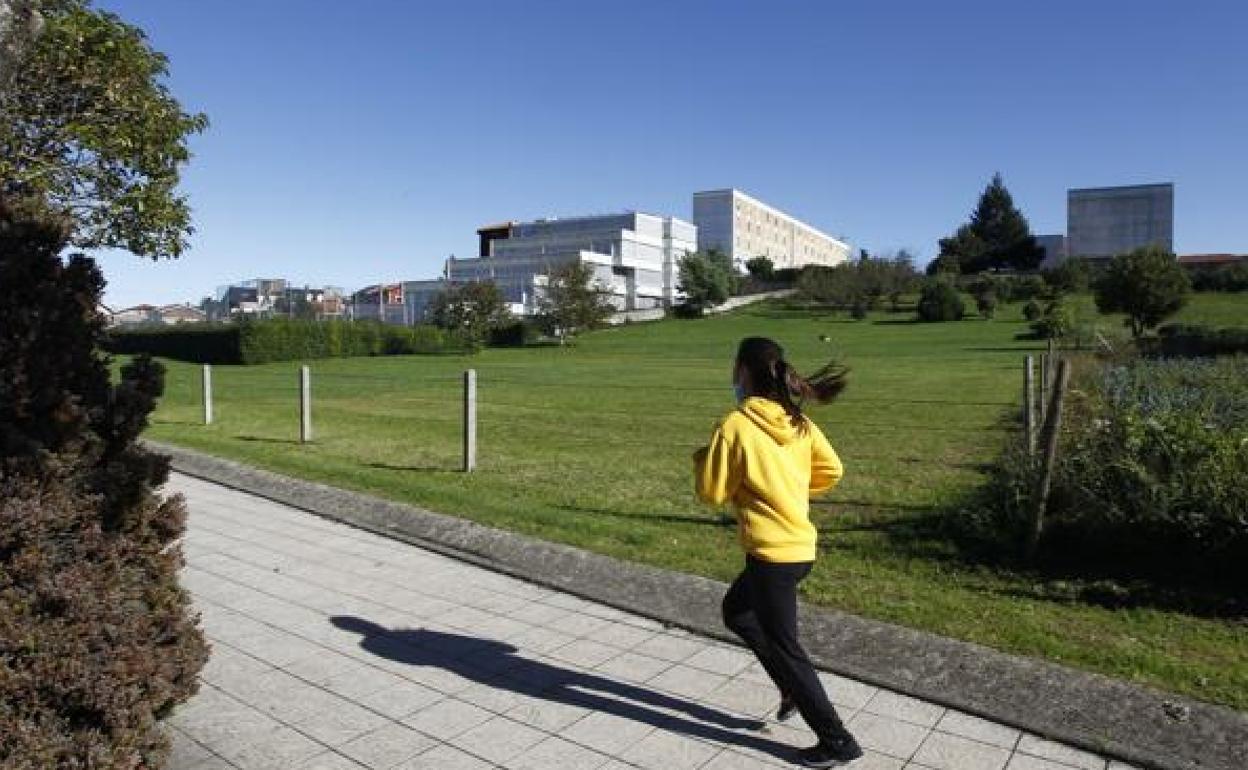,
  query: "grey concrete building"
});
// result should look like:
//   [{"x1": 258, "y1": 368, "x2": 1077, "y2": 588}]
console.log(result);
[
  {"x1": 1035, "y1": 234, "x2": 1067, "y2": 269},
  {"x1": 448, "y1": 212, "x2": 697, "y2": 313},
  {"x1": 1066, "y1": 183, "x2": 1174, "y2": 260},
  {"x1": 692, "y1": 188, "x2": 851, "y2": 270}
]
